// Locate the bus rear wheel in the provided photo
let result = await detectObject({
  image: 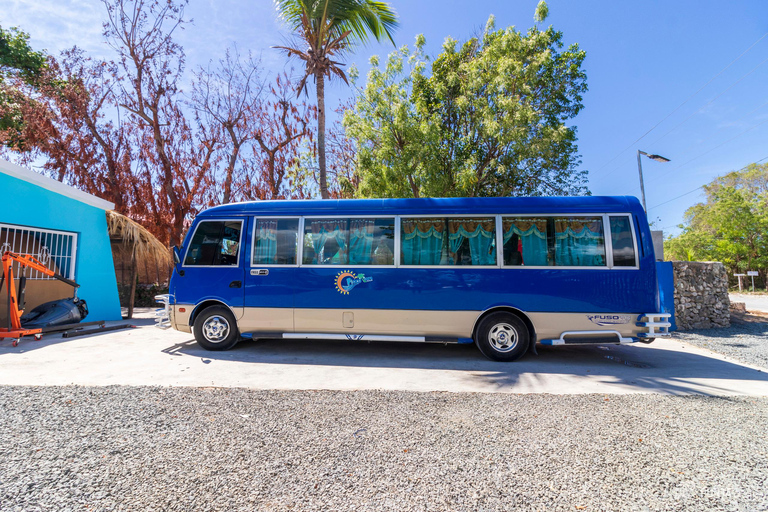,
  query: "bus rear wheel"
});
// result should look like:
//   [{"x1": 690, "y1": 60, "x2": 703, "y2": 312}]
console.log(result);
[
  {"x1": 193, "y1": 306, "x2": 239, "y2": 351},
  {"x1": 474, "y1": 312, "x2": 529, "y2": 362}
]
